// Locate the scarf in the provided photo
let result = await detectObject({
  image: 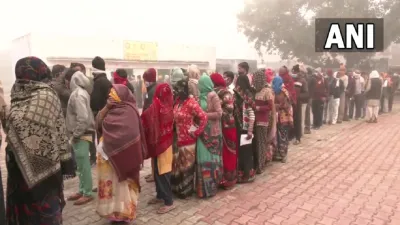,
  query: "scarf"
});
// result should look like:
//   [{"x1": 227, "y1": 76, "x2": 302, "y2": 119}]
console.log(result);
[
  {"x1": 210, "y1": 72, "x2": 226, "y2": 88},
  {"x1": 280, "y1": 71, "x2": 297, "y2": 104},
  {"x1": 113, "y1": 72, "x2": 128, "y2": 85},
  {"x1": 265, "y1": 68, "x2": 274, "y2": 84},
  {"x1": 102, "y1": 84, "x2": 147, "y2": 187},
  {"x1": 272, "y1": 76, "x2": 283, "y2": 94},
  {"x1": 171, "y1": 67, "x2": 184, "y2": 85},
  {"x1": 199, "y1": 74, "x2": 214, "y2": 111},
  {"x1": 254, "y1": 69, "x2": 267, "y2": 92},
  {"x1": 141, "y1": 83, "x2": 174, "y2": 158},
  {"x1": 188, "y1": 64, "x2": 200, "y2": 80}
]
